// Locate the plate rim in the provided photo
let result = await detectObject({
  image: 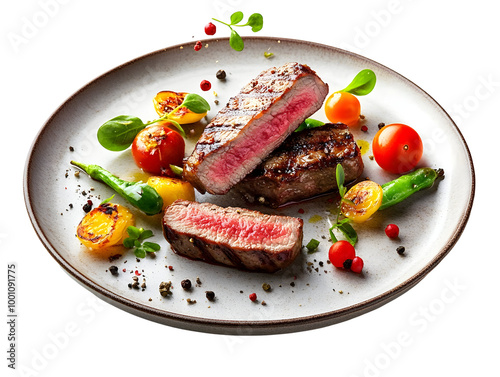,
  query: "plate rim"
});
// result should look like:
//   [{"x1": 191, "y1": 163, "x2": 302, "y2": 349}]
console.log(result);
[{"x1": 23, "y1": 36, "x2": 476, "y2": 335}]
